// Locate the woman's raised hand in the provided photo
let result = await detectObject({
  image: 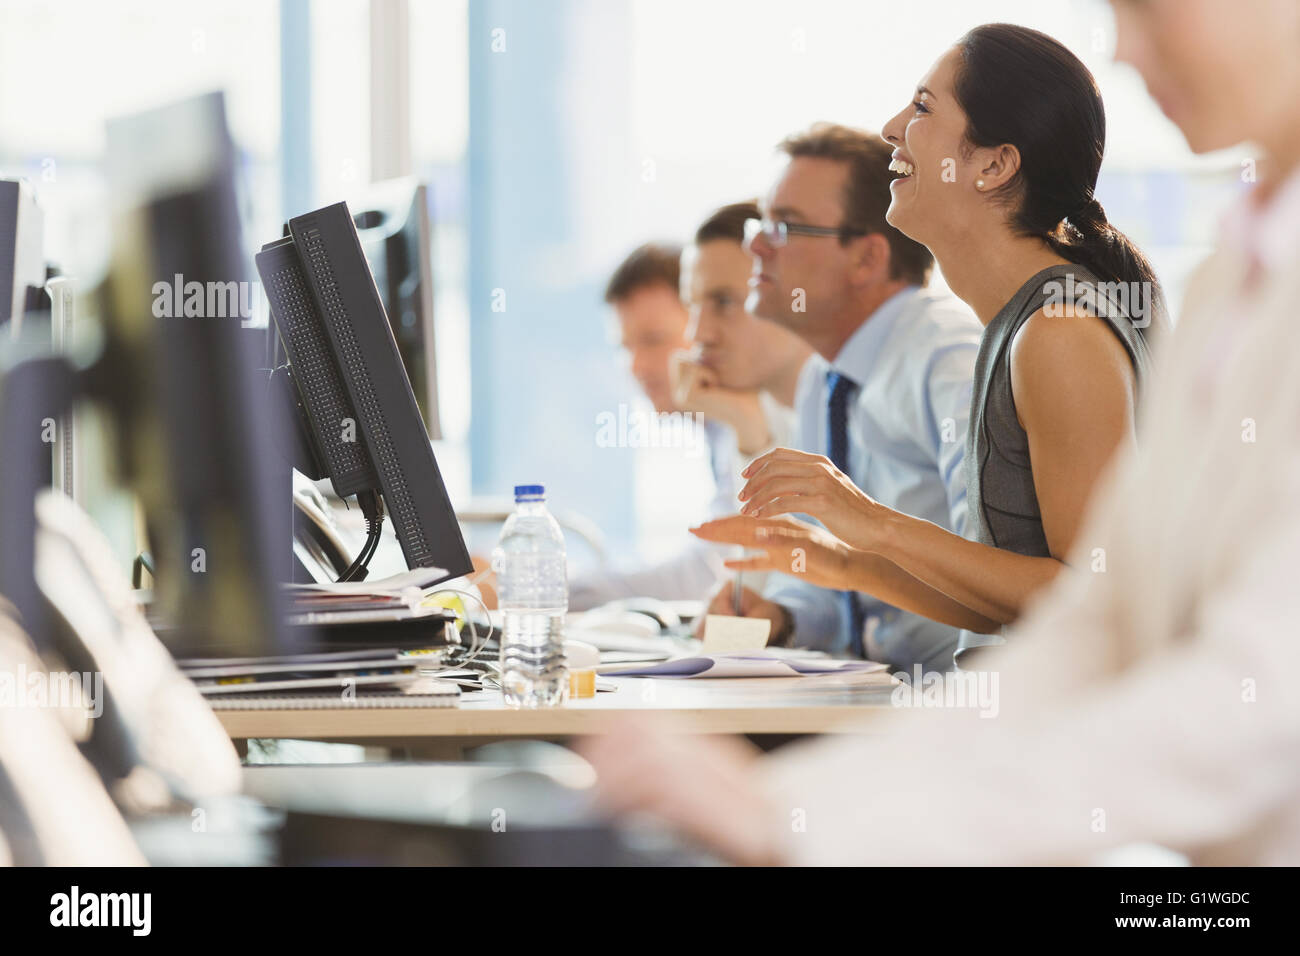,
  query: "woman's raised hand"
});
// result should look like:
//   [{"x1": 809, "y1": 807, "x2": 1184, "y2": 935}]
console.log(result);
[
  {"x1": 690, "y1": 513, "x2": 862, "y2": 592},
  {"x1": 736, "y1": 448, "x2": 889, "y2": 551}
]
